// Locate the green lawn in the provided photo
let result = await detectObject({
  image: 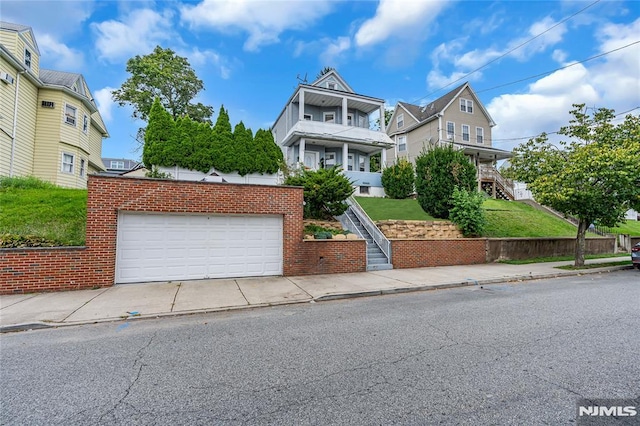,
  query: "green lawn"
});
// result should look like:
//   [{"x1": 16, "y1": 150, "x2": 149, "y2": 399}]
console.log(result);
[
  {"x1": 355, "y1": 197, "x2": 588, "y2": 238},
  {"x1": 0, "y1": 176, "x2": 87, "y2": 246},
  {"x1": 354, "y1": 196, "x2": 439, "y2": 221},
  {"x1": 605, "y1": 220, "x2": 640, "y2": 236}
]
